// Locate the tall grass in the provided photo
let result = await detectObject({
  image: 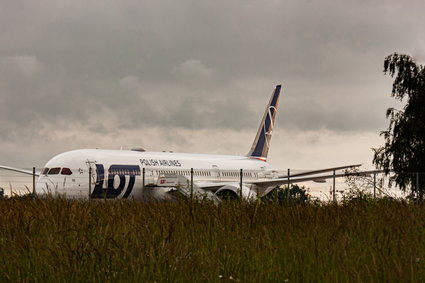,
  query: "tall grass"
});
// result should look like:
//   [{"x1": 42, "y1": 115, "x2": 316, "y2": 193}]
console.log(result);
[{"x1": 1, "y1": 198, "x2": 425, "y2": 282}]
